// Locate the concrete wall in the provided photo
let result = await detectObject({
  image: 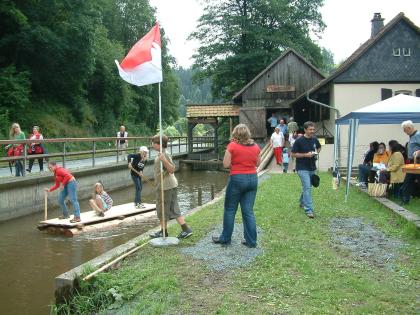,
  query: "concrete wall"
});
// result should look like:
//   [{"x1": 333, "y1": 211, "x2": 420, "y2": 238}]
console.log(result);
[{"x1": 0, "y1": 159, "x2": 180, "y2": 222}]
